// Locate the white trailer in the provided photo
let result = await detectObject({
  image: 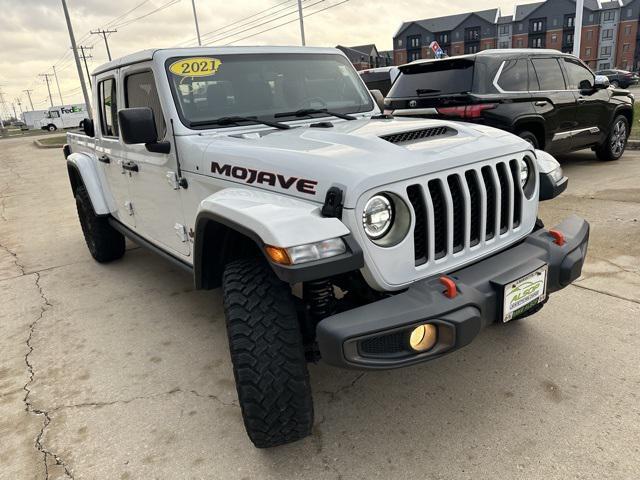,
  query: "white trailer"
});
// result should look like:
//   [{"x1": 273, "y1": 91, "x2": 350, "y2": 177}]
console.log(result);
[
  {"x1": 22, "y1": 110, "x2": 49, "y2": 130},
  {"x1": 38, "y1": 104, "x2": 87, "y2": 131}
]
